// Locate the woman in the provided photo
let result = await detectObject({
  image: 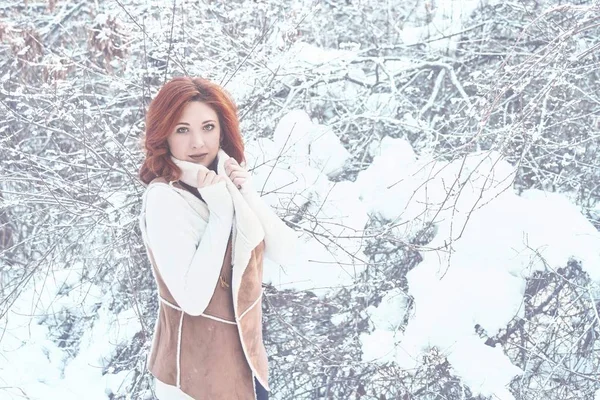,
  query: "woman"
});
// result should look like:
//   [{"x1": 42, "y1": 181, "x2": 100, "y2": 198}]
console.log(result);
[{"x1": 138, "y1": 76, "x2": 298, "y2": 400}]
